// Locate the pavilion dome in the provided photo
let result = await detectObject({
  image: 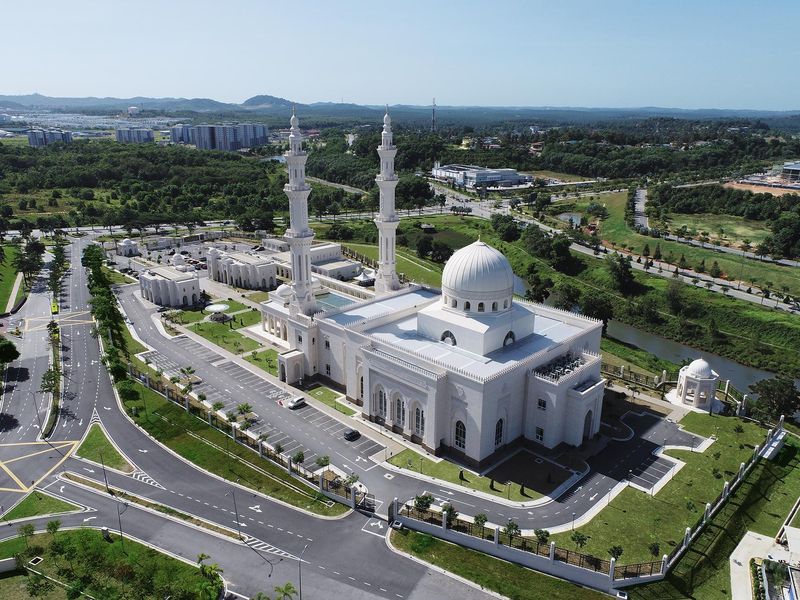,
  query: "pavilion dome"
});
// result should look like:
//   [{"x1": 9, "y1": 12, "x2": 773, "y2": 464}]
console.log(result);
[
  {"x1": 686, "y1": 358, "x2": 713, "y2": 379},
  {"x1": 441, "y1": 240, "x2": 514, "y2": 313},
  {"x1": 274, "y1": 283, "x2": 293, "y2": 300}
]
